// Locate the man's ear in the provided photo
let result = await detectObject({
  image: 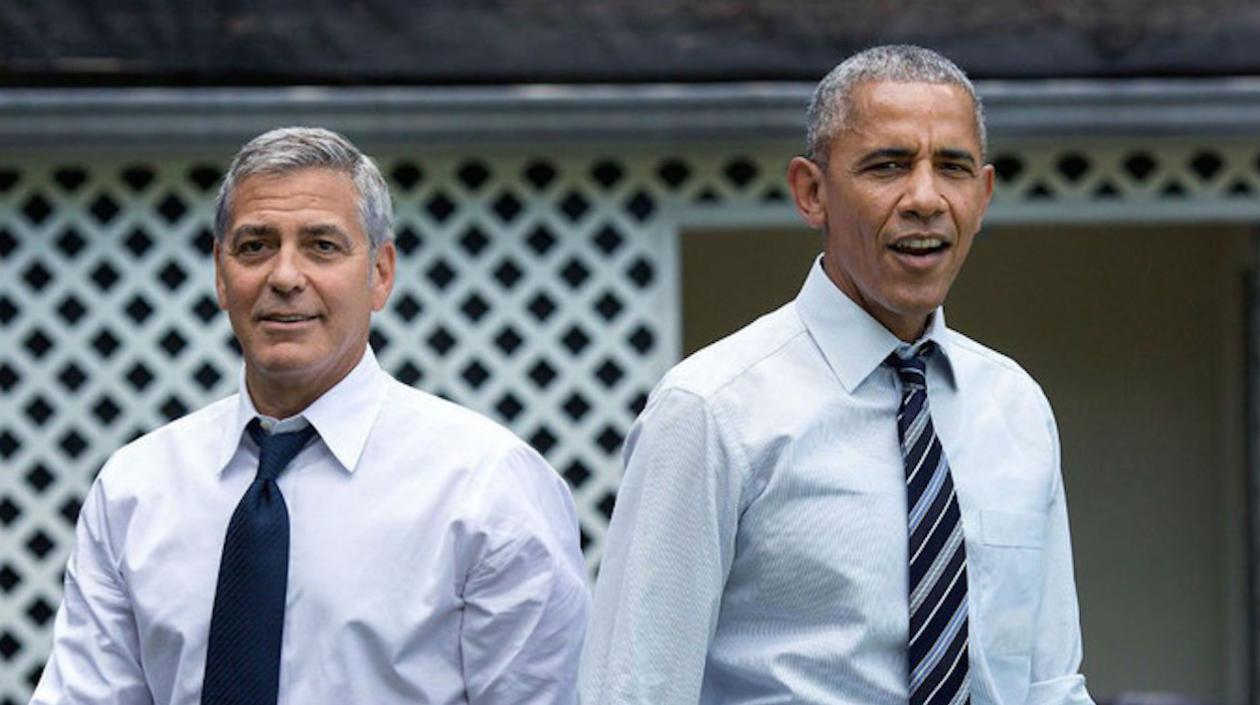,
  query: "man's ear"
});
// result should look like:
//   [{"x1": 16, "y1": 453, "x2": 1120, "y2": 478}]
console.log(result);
[
  {"x1": 213, "y1": 241, "x2": 228, "y2": 310},
  {"x1": 787, "y1": 156, "x2": 827, "y2": 230},
  {"x1": 370, "y1": 240, "x2": 397, "y2": 312},
  {"x1": 975, "y1": 162, "x2": 996, "y2": 229}
]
